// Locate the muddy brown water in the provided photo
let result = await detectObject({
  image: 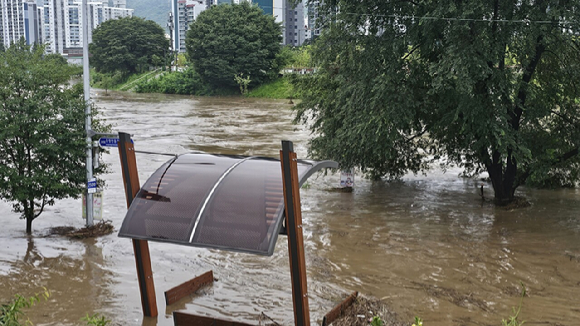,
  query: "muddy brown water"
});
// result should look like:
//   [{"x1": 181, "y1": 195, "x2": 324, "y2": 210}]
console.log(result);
[{"x1": 0, "y1": 91, "x2": 578, "y2": 326}]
